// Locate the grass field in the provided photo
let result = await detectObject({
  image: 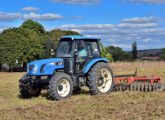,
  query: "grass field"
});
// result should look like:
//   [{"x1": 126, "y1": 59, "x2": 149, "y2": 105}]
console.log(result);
[{"x1": 0, "y1": 61, "x2": 165, "y2": 120}]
